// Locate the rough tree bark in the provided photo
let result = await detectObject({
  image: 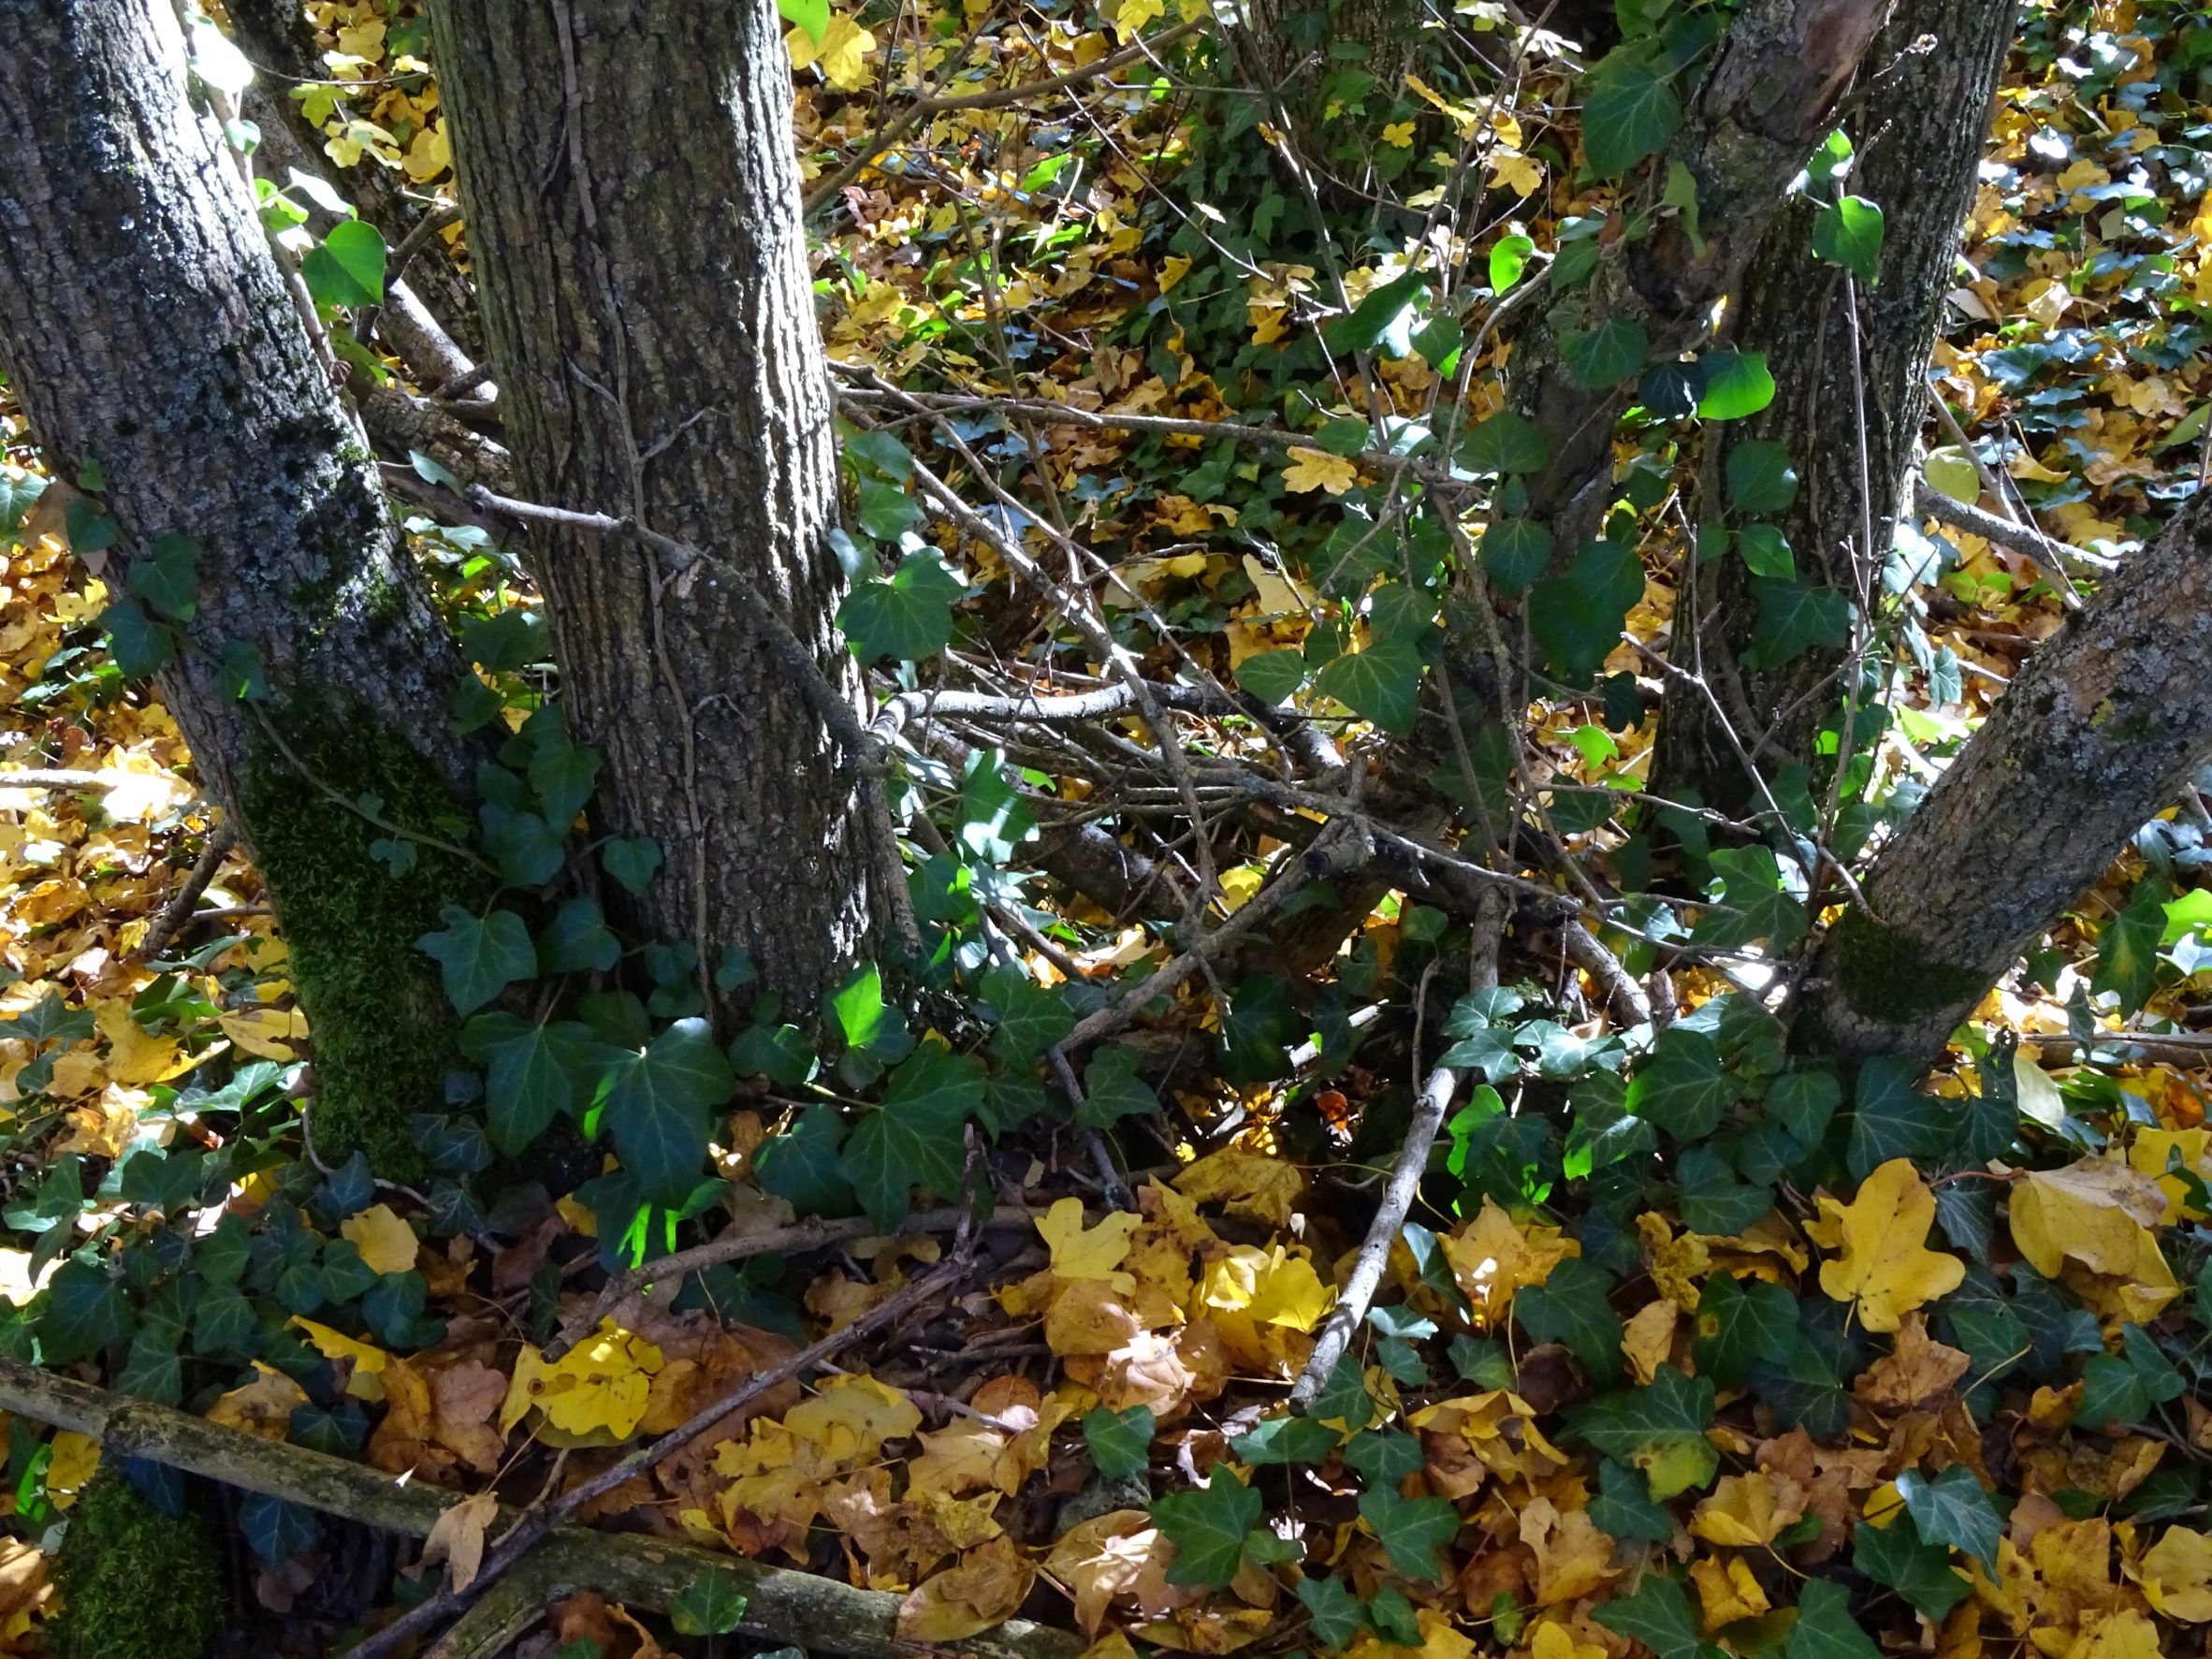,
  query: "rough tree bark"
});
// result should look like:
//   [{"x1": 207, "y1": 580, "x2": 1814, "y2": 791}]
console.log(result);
[
  {"x1": 429, "y1": 0, "x2": 874, "y2": 1012},
  {"x1": 0, "y1": 0, "x2": 483, "y2": 1177},
  {"x1": 1653, "y1": 0, "x2": 2016, "y2": 816},
  {"x1": 1806, "y1": 490, "x2": 2212, "y2": 1065}
]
